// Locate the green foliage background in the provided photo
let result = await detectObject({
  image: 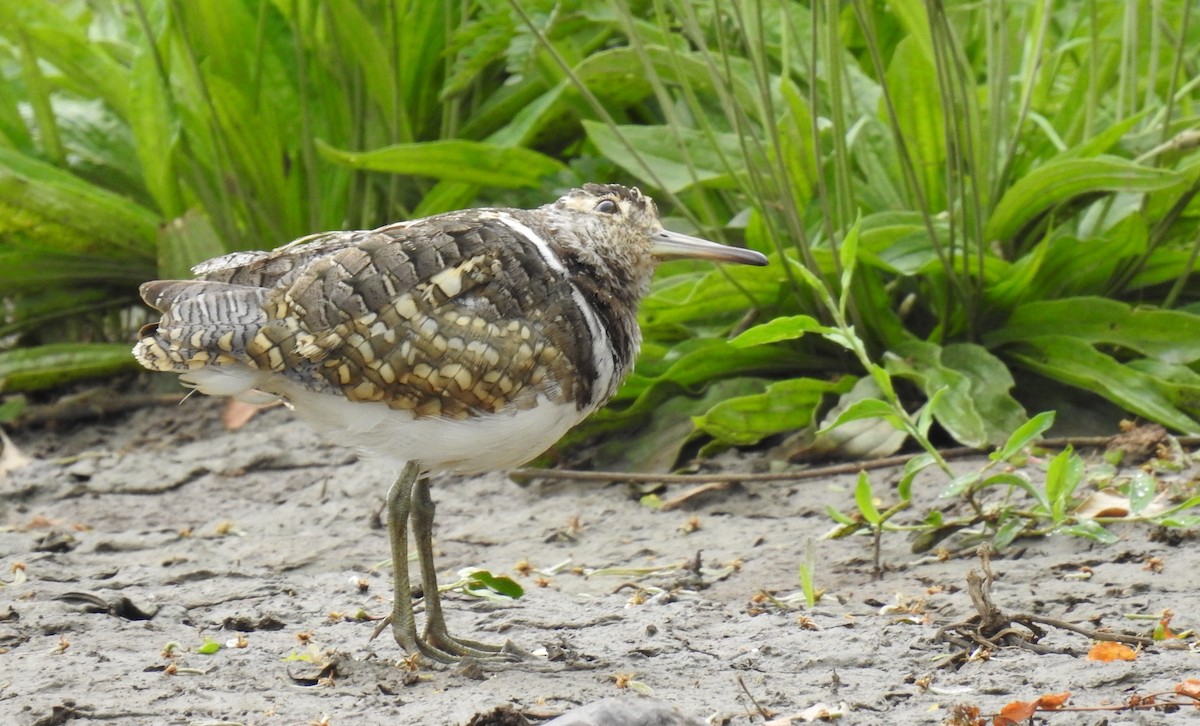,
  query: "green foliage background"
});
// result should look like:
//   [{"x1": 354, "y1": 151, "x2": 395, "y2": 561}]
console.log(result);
[{"x1": 1, "y1": 0, "x2": 1198, "y2": 465}]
